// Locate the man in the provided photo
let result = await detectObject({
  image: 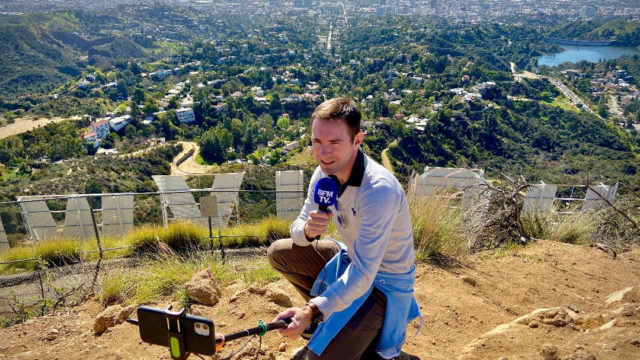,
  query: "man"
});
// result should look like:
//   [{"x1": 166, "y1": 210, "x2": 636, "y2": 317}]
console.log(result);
[{"x1": 268, "y1": 97, "x2": 420, "y2": 359}]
